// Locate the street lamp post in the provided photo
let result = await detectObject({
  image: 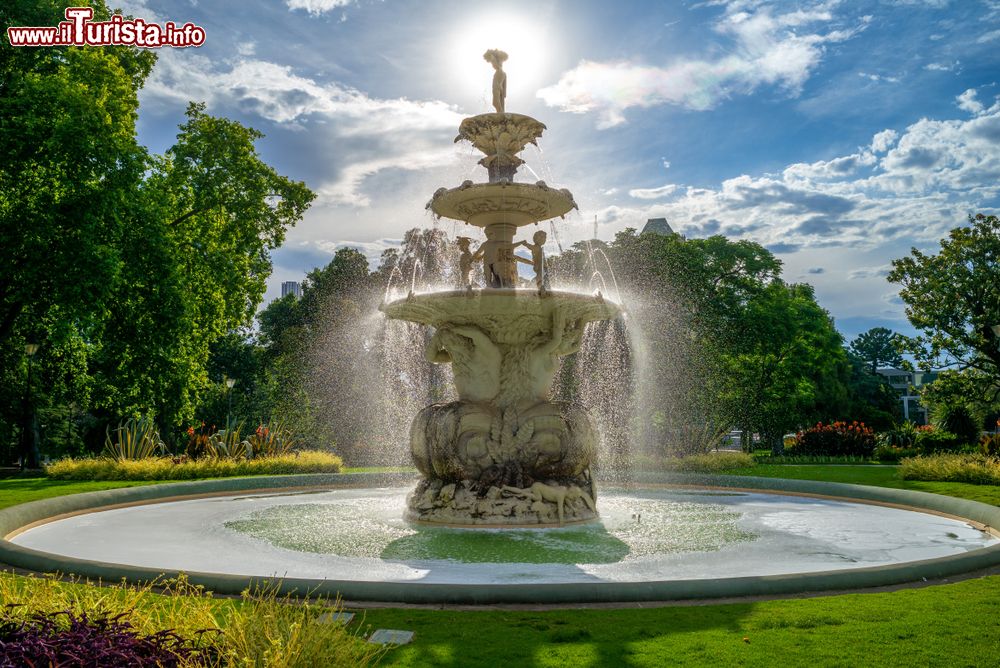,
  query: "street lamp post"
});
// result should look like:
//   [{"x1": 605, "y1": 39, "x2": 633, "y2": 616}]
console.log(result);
[
  {"x1": 21, "y1": 343, "x2": 40, "y2": 470},
  {"x1": 225, "y1": 376, "x2": 236, "y2": 428}
]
